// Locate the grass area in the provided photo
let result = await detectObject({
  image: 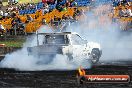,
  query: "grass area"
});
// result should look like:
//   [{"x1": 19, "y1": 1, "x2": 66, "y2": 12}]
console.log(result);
[{"x1": 0, "y1": 39, "x2": 25, "y2": 47}]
